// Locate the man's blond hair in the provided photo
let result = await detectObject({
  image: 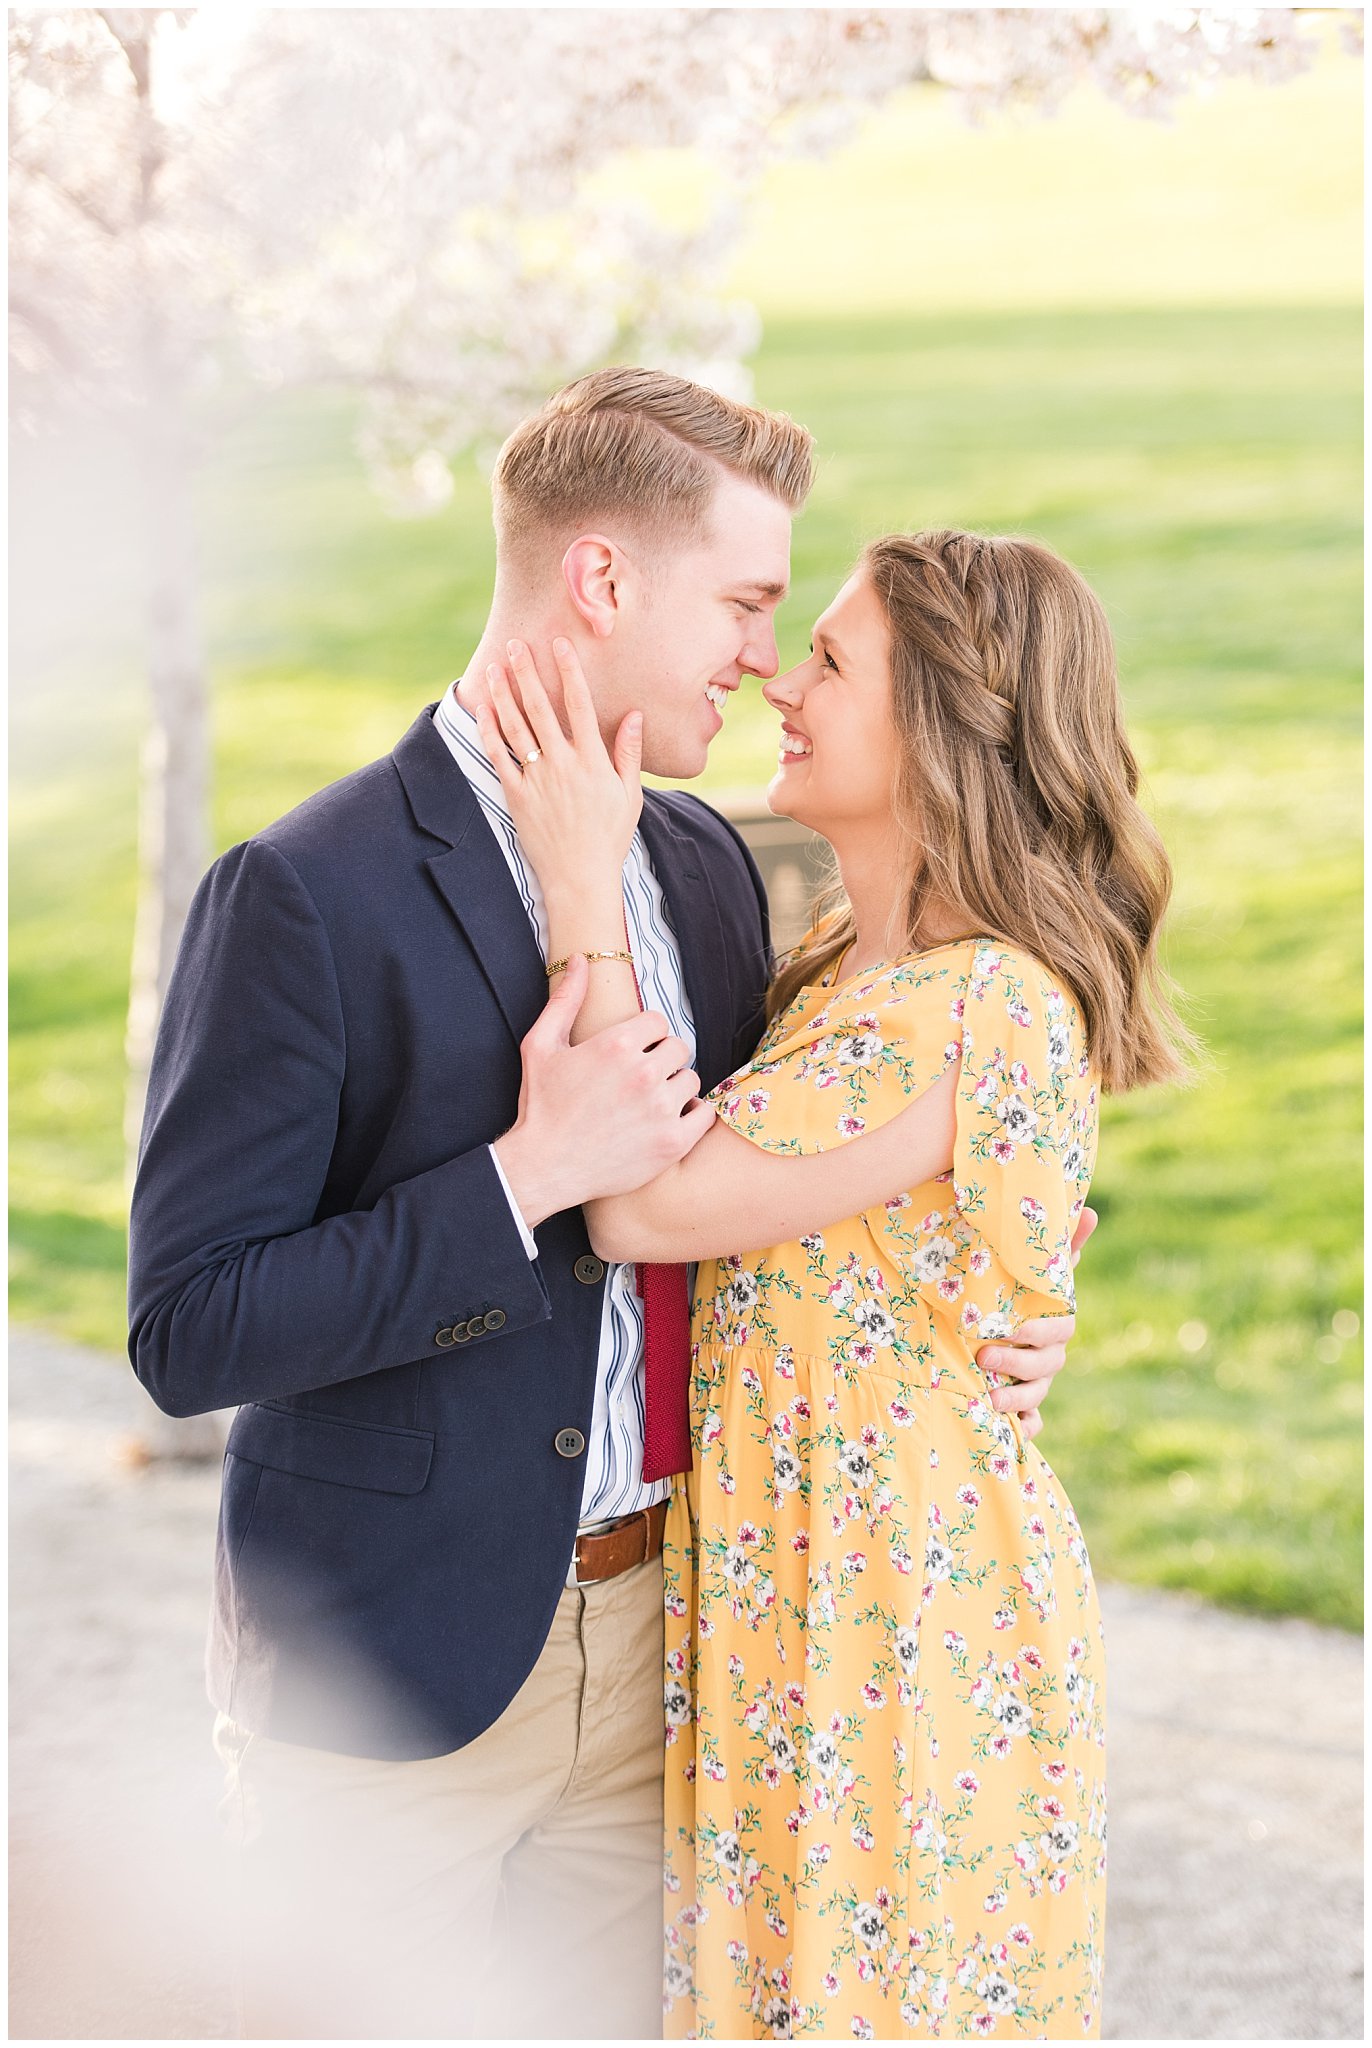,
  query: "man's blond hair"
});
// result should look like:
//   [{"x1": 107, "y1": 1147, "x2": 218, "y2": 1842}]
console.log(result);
[{"x1": 492, "y1": 366, "x2": 814, "y2": 573}]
